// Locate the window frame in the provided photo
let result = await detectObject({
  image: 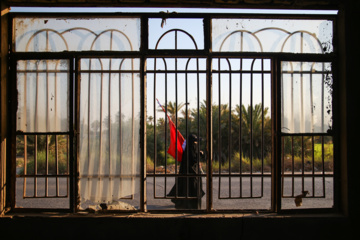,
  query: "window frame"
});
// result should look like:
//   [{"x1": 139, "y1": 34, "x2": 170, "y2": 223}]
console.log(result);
[{"x1": 7, "y1": 12, "x2": 339, "y2": 214}]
